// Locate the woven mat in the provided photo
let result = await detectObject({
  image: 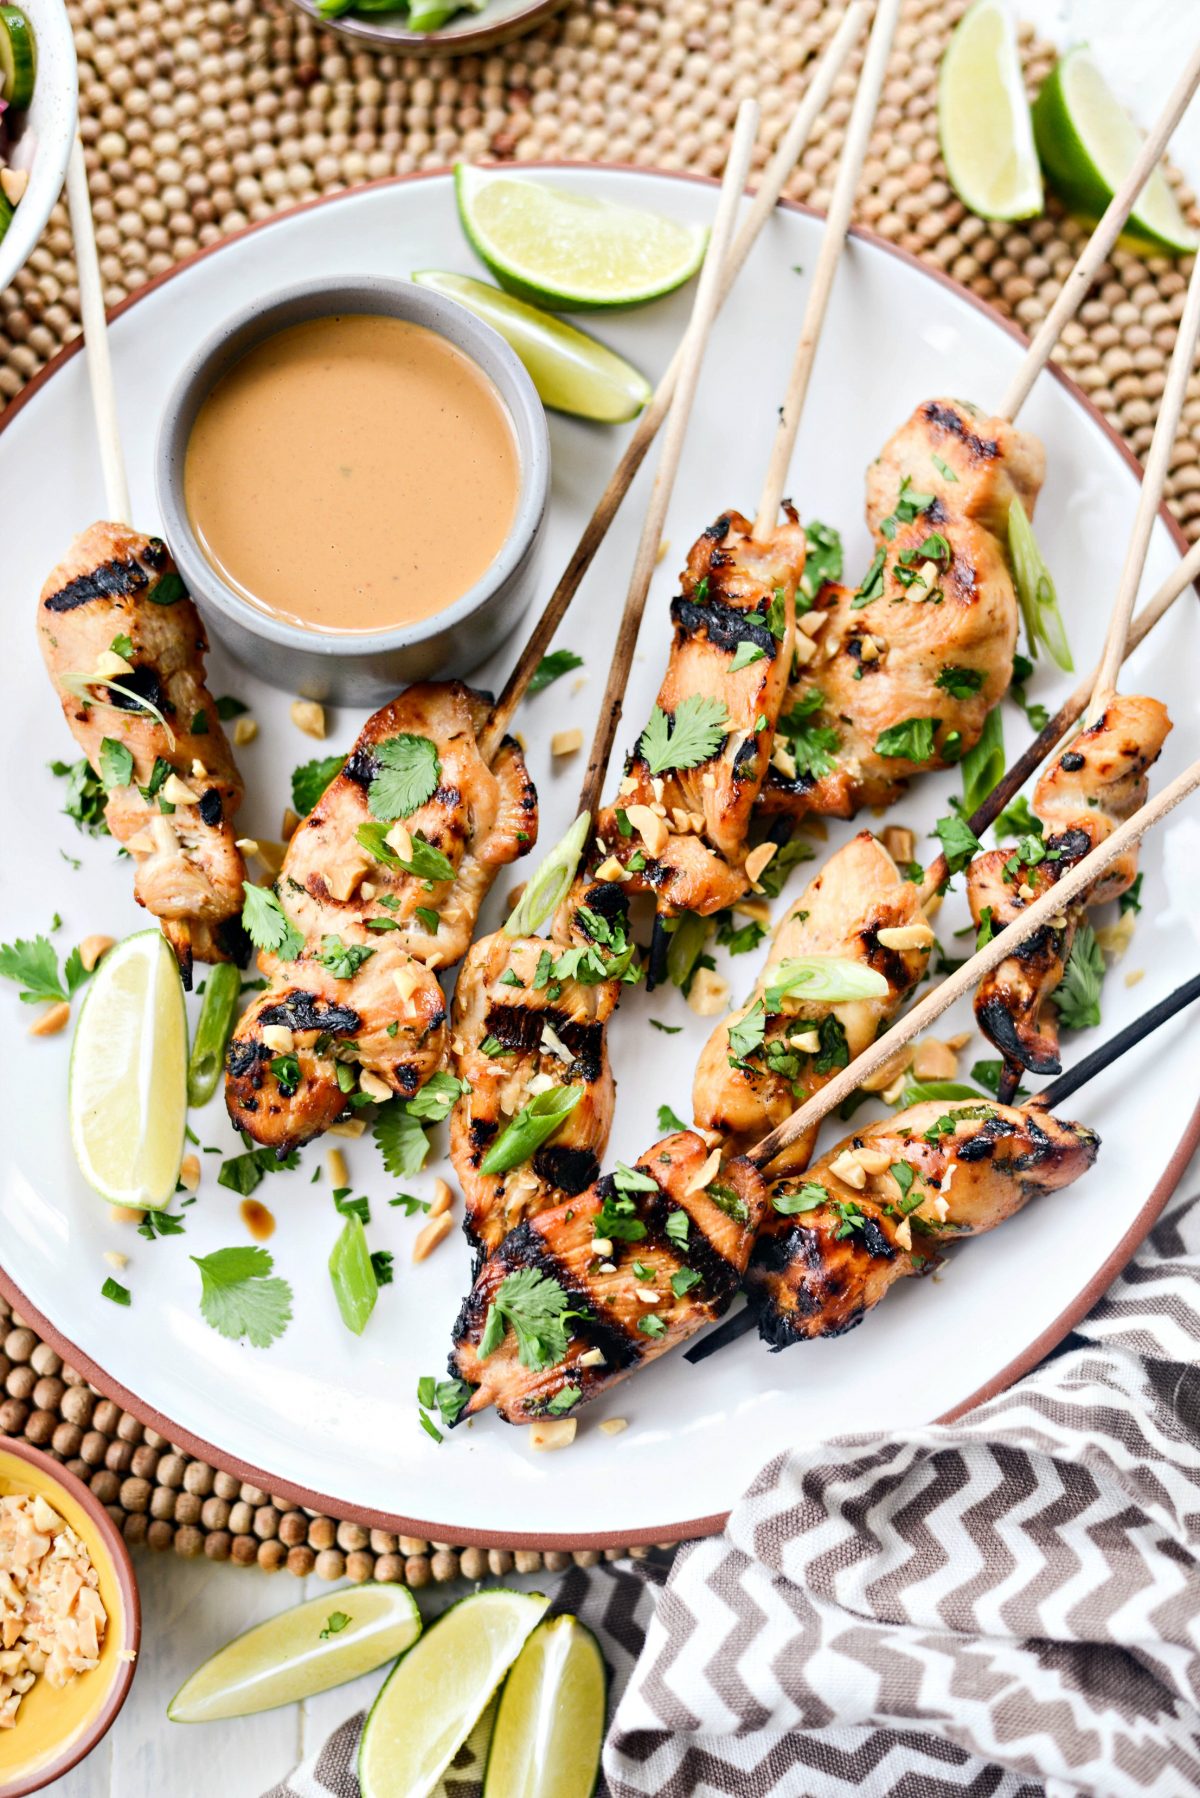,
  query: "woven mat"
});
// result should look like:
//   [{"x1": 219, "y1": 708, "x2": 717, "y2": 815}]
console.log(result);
[{"x1": 1, "y1": 0, "x2": 1198, "y2": 1583}]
